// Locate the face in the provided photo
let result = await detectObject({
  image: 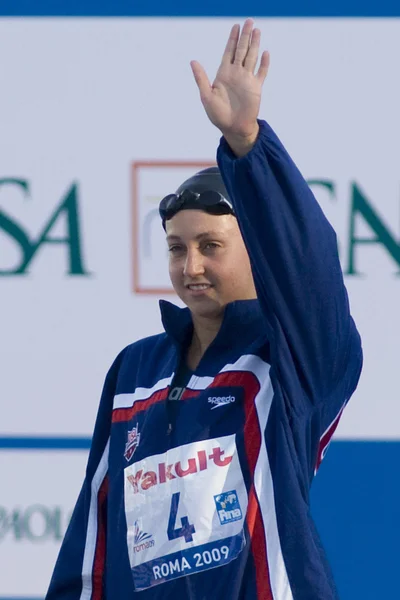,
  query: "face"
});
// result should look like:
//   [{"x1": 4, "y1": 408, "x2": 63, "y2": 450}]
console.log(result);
[{"x1": 166, "y1": 209, "x2": 257, "y2": 321}]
